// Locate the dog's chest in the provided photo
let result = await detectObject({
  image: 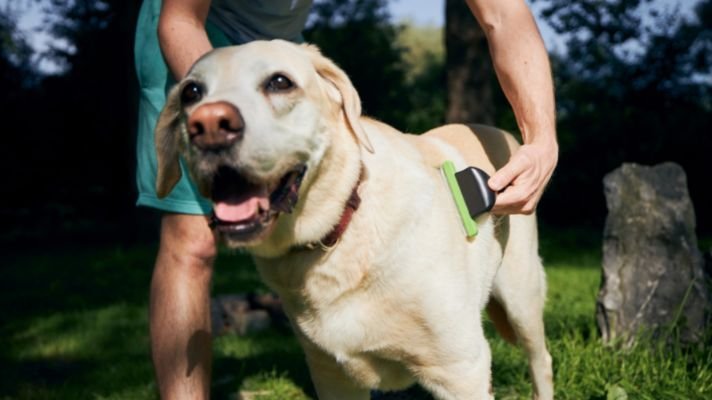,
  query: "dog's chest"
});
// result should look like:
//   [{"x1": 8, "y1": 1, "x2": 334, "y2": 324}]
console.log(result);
[
  {"x1": 294, "y1": 297, "x2": 416, "y2": 390},
  {"x1": 294, "y1": 290, "x2": 380, "y2": 352},
  {"x1": 335, "y1": 352, "x2": 414, "y2": 390}
]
